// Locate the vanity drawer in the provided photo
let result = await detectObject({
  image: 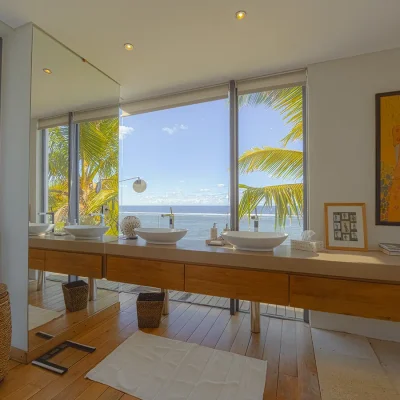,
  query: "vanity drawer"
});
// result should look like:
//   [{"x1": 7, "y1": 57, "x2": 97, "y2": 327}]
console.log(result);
[
  {"x1": 45, "y1": 250, "x2": 103, "y2": 278},
  {"x1": 106, "y1": 256, "x2": 185, "y2": 290},
  {"x1": 29, "y1": 248, "x2": 45, "y2": 270},
  {"x1": 290, "y1": 275, "x2": 400, "y2": 321},
  {"x1": 185, "y1": 264, "x2": 290, "y2": 305}
]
